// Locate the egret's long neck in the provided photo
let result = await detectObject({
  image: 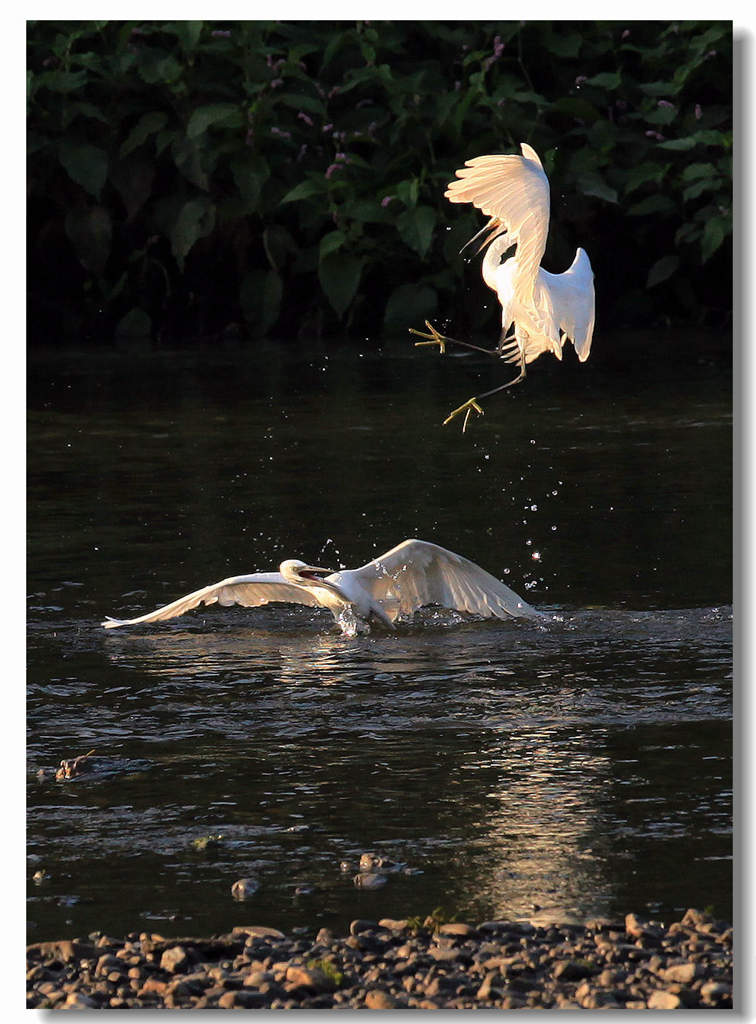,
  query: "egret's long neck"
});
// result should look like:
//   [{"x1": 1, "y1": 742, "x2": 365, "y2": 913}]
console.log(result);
[{"x1": 481, "y1": 236, "x2": 514, "y2": 292}]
